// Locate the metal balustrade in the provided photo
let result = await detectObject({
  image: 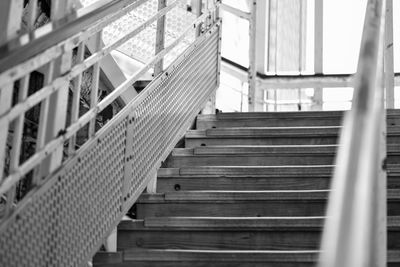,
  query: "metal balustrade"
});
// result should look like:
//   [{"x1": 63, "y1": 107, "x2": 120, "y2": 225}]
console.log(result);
[
  {"x1": 319, "y1": 0, "x2": 387, "y2": 266},
  {"x1": 0, "y1": 0, "x2": 221, "y2": 266}
]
